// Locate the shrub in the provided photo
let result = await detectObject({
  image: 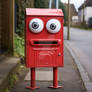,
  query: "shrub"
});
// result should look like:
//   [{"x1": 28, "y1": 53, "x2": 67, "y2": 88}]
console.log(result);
[{"x1": 14, "y1": 34, "x2": 24, "y2": 57}]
